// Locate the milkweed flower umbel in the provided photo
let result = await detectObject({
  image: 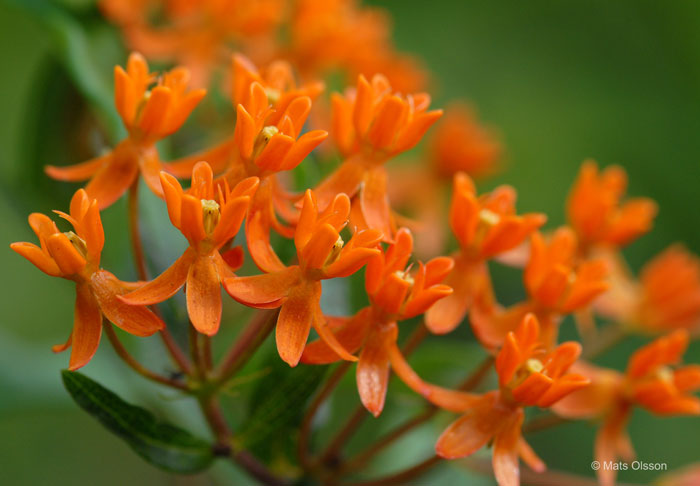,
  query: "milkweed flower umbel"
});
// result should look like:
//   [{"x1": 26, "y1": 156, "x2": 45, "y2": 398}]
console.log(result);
[
  {"x1": 45, "y1": 53, "x2": 206, "y2": 208},
  {"x1": 120, "y1": 162, "x2": 258, "y2": 335},
  {"x1": 10, "y1": 190, "x2": 164, "y2": 369},
  {"x1": 425, "y1": 172, "x2": 546, "y2": 335},
  {"x1": 418, "y1": 314, "x2": 589, "y2": 486},
  {"x1": 168, "y1": 56, "x2": 328, "y2": 272},
  {"x1": 224, "y1": 190, "x2": 382, "y2": 366},
  {"x1": 554, "y1": 330, "x2": 700, "y2": 486},
  {"x1": 302, "y1": 227, "x2": 453, "y2": 415}
]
